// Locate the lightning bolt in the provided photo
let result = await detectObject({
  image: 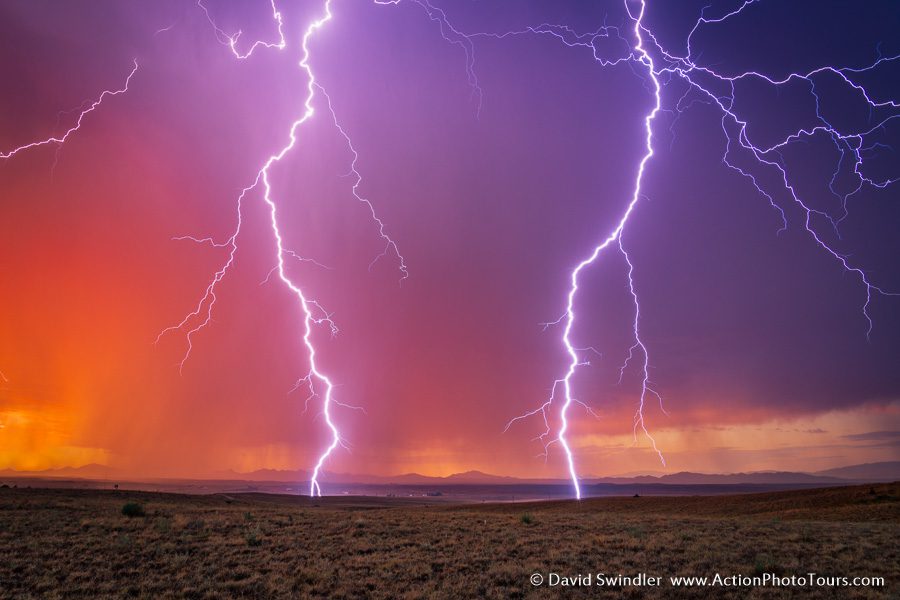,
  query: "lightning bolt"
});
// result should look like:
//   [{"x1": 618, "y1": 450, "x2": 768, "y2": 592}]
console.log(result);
[
  {"x1": 481, "y1": 2, "x2": 664, "y2": 500},
  {"x1": 0, "y1": 60, "x2": 138, "y2": 443},
  {"x1": 374, "y1": 1, "x2": 667, "y2": 498},
  {"x1": 0, "y1": 61, "x2": 138, "y2": 161},
  {"x1": 537, "y1": 2, "x2": 663, "y2": 499},
  {"x1": 411, "y1": 0, "x2": 898, "y2": 499},
  {"x1": 0, "y1": 59, "x2": 137, "y2": 448},
  {"x1": 376, "y1": 0, "x2": 482, "y2": 114},
  {"x1": 160, "y1": 0, "x2": 405, "y2": 496},
  {"x1": 646, "y1": 3, "x2": 900, "y2": 338},
  {"x1": 318, "y1": 85, "x2": 408, "y2": 280},
  {"x1": 197, "y1": 0, "x2": 286, "y2": 60}
]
